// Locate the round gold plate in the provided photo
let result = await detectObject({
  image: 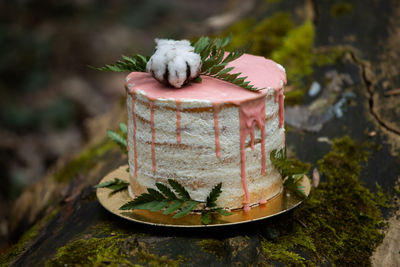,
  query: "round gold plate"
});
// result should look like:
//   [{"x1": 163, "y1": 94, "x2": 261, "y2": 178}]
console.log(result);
[{"x1": 96, "y1": 165, "x2": 311, "y2": 227}]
